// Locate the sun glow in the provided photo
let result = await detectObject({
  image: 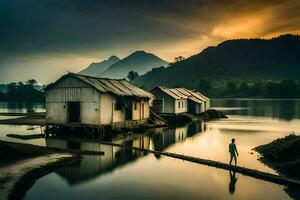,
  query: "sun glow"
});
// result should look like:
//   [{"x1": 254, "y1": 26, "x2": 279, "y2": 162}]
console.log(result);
[{"x1": 211, "y1": 15, "x2": 269, "y2": 39}]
